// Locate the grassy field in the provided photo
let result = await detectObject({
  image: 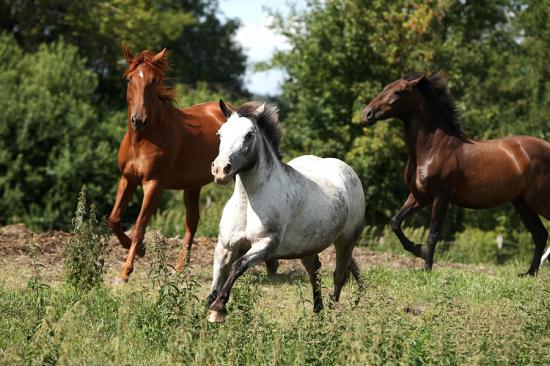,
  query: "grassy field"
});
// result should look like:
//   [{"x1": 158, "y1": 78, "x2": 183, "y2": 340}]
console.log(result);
[{"x1": 1, "y1": 233, "x2": 549, "y2": 365}]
